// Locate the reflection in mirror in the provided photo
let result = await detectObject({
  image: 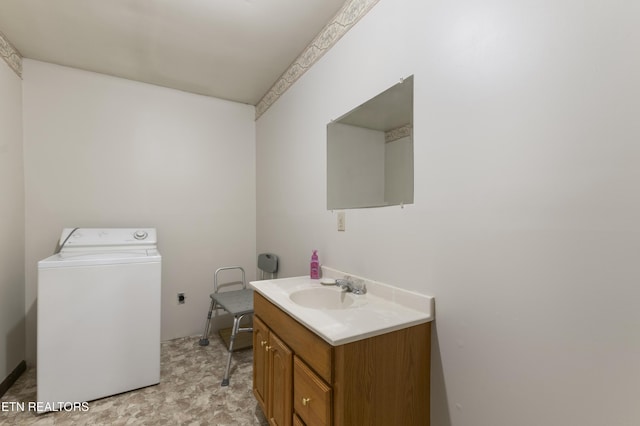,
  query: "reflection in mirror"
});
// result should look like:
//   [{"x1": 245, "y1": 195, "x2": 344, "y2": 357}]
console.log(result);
[{"x1": 327, "y1": 76, "x2": 413, "y2": 210}]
